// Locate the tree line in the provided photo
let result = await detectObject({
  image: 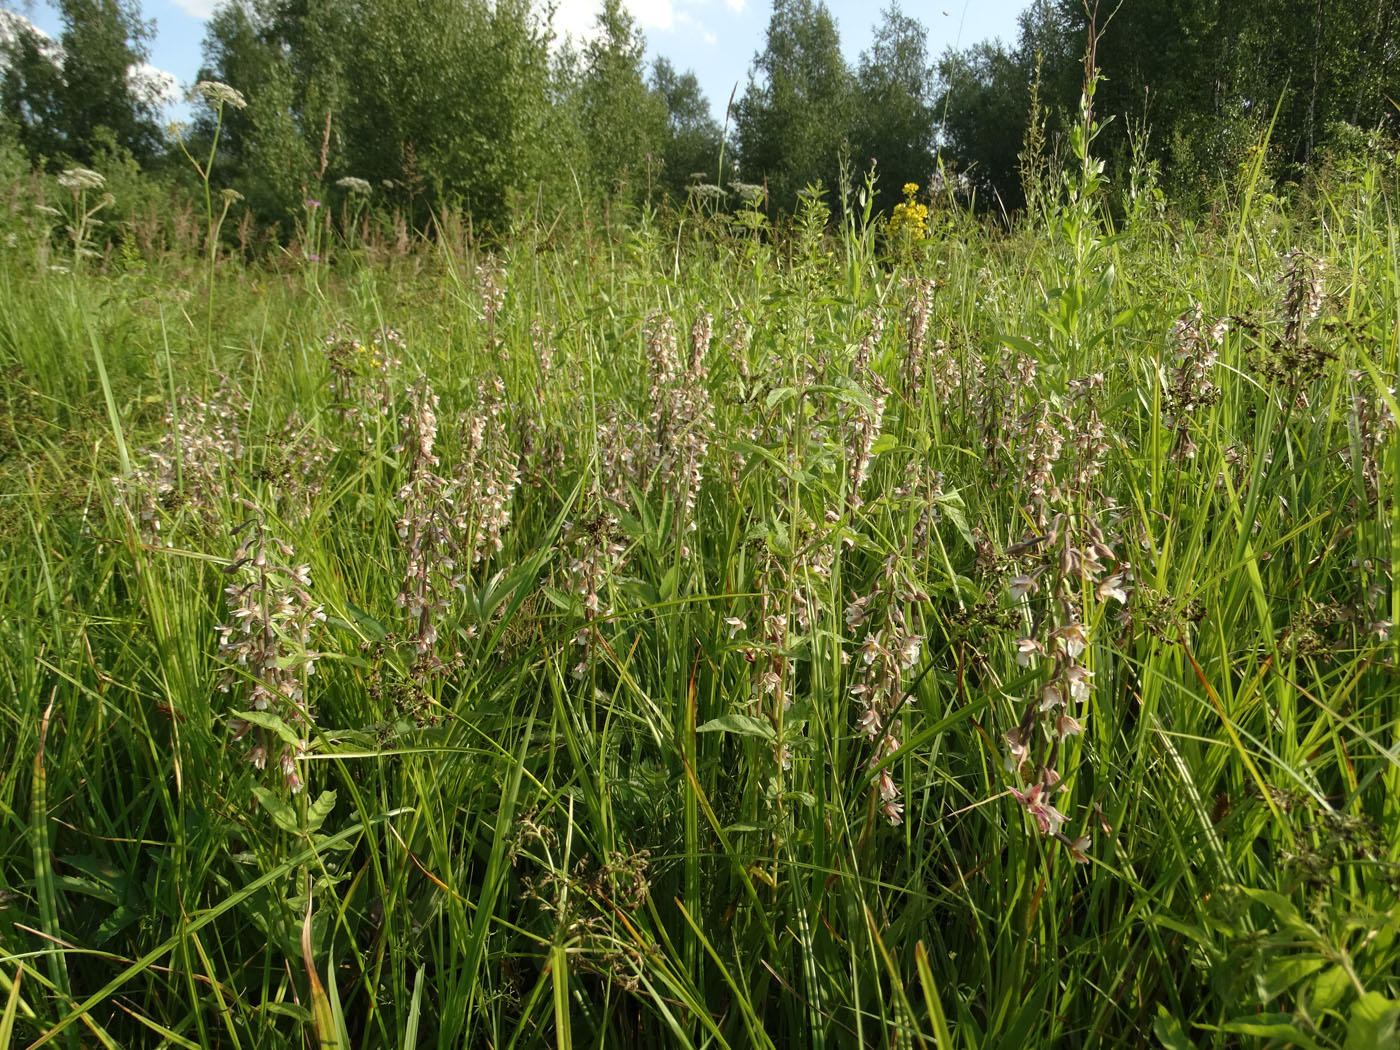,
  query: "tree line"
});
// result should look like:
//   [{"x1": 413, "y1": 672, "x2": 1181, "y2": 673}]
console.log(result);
[{"x1": 3, "y1": 0, "x2": 1398, "y2": 233}]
